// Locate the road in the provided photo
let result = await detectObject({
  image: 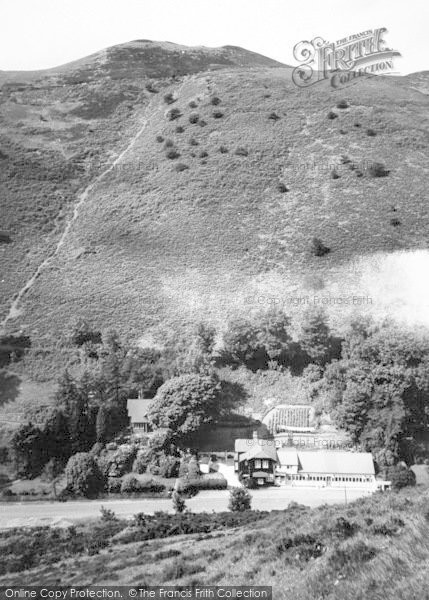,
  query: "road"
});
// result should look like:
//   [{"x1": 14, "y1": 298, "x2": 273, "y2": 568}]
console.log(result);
[{"x1": 0, "y1": 486, "x2": 374, "y2": 529}]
